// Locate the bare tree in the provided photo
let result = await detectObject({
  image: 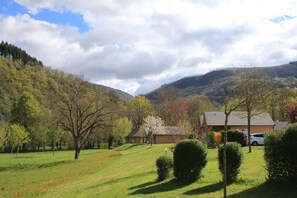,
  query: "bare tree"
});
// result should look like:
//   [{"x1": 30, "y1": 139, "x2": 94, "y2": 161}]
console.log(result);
[
  {"x1": 53, "y1": 75, "x2": 111, "y2": 159},
  {"x1": 234, "y1": 68, "x2": 272, "y2": 153}
]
